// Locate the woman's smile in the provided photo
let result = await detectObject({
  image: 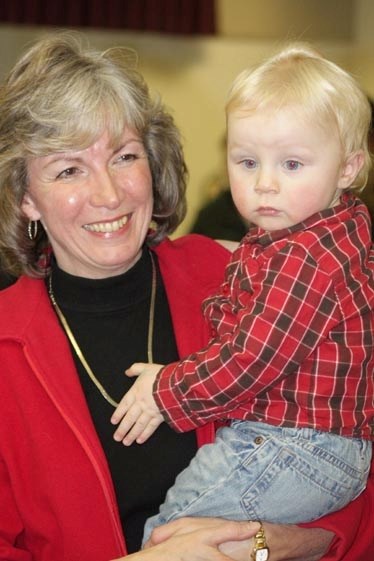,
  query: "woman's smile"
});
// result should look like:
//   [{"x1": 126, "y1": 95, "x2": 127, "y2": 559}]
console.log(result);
[{"x1": 83, "y1": 213, "x2": 131, "y2": 233}]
